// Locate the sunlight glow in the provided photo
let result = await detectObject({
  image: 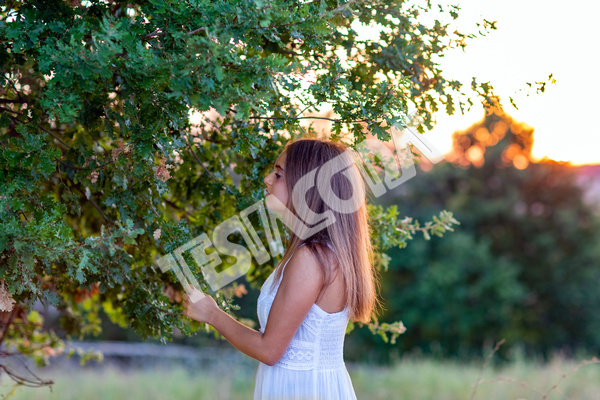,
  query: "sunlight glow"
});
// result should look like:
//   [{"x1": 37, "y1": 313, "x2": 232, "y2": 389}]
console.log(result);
[{"x1": 426, "y1": 0, "x2": 600, "y2": 166}]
